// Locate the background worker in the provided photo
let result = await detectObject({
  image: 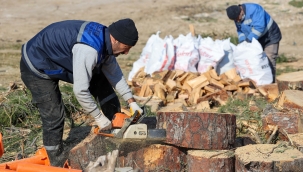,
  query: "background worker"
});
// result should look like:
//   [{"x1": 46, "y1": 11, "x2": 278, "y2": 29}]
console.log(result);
[
  {"x1": 20, "y1": 18, "x2": 143, "y2": 166},
  {"x1": 226, "y1": 3, "x2": 282, "y2": 82}
]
